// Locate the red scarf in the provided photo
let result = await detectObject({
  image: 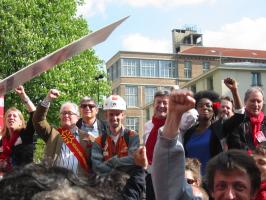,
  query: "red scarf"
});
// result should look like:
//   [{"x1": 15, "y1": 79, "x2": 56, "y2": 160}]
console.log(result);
[
  {"x1": 0, "y1": 131, "x2": 20, "y2": 172},
  {"x1": 146, "y1": 116, "x2": 166, "y2": 165},
  {"x1": 0, "y1": 131, "x2": 20, "y2": 159},
  {"x1": 254, "y1": 180, "x2": 266, "y2": 200},
  {"x1": 249, "y1": 111, "x2": 264, "y2": 146}
]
